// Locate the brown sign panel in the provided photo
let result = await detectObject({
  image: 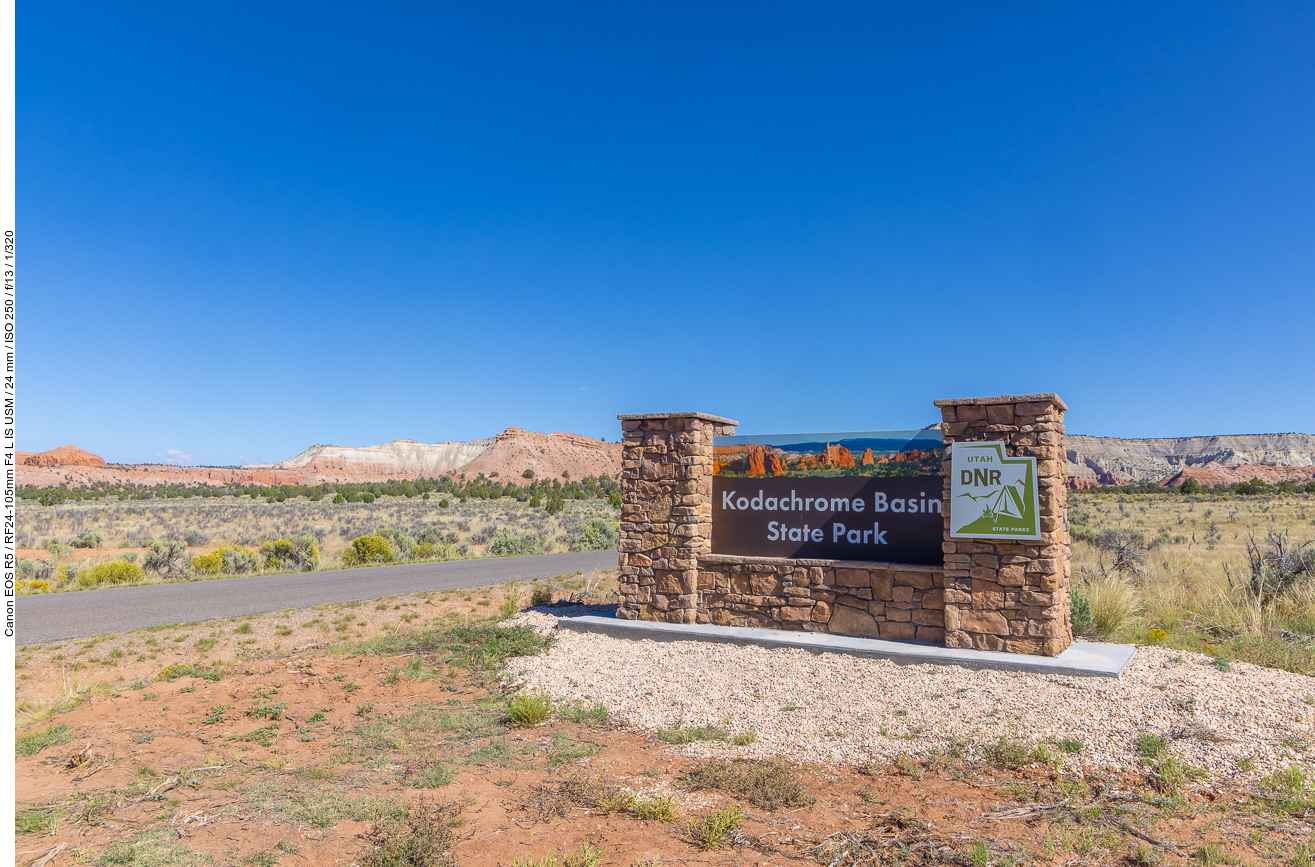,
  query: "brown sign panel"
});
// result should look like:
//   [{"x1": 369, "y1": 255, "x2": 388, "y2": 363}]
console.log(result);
[{"x1": 711, "y1": 476, "x2": 944, "y2": 565}]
